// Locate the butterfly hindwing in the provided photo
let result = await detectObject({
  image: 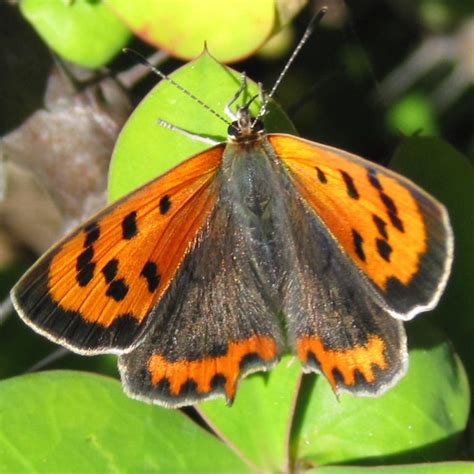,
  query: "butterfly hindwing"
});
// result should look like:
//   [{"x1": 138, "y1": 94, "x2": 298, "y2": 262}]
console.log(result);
[
  {"x1": 269, "y1": 134, "x2": 453, "y2": 320},
  {"x1": 11, "y1": 145, "x2": 225, "y2": 354},
  {"x1": 276, "y1": 179, "x2": 407, "y2": 395}
]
